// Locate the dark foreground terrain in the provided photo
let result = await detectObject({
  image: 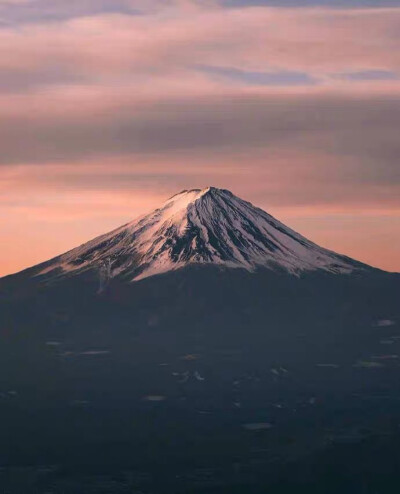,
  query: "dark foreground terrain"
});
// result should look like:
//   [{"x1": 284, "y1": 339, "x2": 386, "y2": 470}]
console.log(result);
[{"x1": 0, "y1": 266, "x2": 399, "y2": 493}]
